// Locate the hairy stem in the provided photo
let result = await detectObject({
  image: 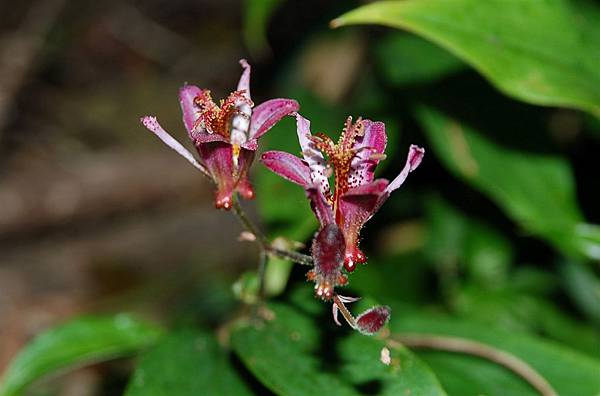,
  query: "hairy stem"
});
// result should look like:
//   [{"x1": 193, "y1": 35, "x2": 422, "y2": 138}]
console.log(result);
[
  {"x1": 388, "y1": 334, "x2": 557, "y2": 396},
  {"x1": 268, "y1": 247, "x2": 313, "y2": 266}
]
